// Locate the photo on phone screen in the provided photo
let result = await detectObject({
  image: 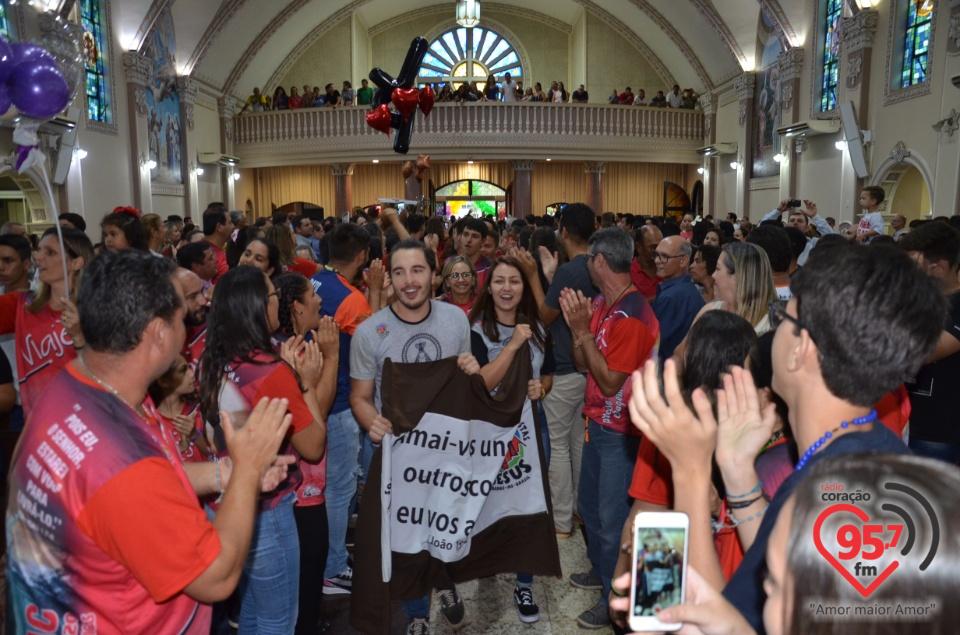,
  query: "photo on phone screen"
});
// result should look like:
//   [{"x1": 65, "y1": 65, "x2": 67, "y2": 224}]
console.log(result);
[{"x1": 629, "y1": 512, "x2": 688, "y2": 632}]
